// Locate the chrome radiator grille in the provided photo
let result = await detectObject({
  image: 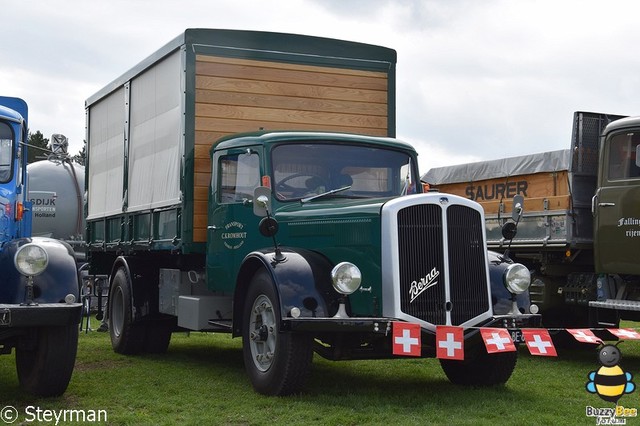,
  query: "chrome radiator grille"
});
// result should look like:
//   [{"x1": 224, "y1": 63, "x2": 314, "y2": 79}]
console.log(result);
[{"x1": 396, "y1": 202, "x2": 490, "y2": 326}]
